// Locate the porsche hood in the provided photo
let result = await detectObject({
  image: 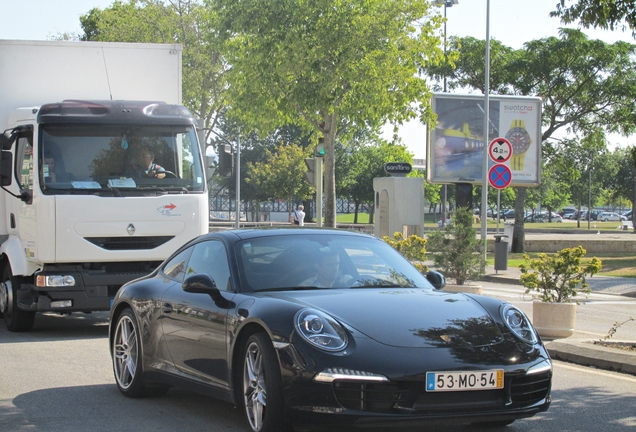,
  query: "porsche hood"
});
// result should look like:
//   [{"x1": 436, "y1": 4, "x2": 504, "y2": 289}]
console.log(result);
[{"x1": 285, "y1": 289, "x2": 503, "y2": 348}]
